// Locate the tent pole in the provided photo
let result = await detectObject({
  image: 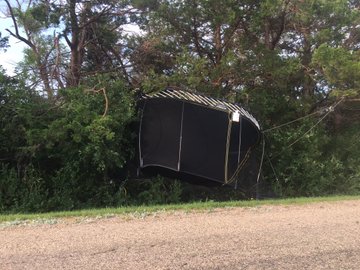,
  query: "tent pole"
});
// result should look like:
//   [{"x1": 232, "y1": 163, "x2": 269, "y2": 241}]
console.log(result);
[
  {"x1": 224, "y1": 113, "x2": 232, "y2": 184},
  {"x1": 177, "y1": 102, "x2": 185, "y2": 171},
  {"x1": 238, "y1": 116, "x2": 243, "y2": 164},
  {"x1": 138, "y1": 100, "x2": 147, "y2": 170},
  {"x1": 234, "y1": 117, "x2": 243, "y2": 189}
]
